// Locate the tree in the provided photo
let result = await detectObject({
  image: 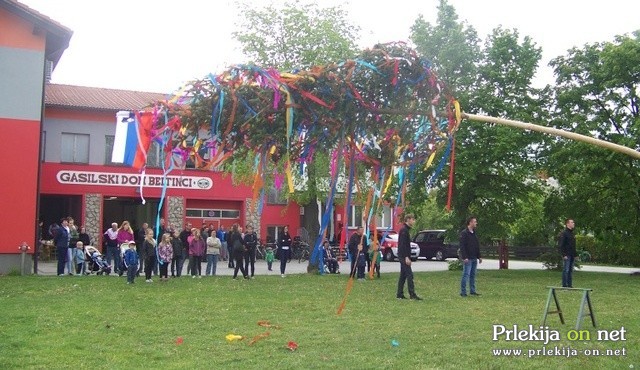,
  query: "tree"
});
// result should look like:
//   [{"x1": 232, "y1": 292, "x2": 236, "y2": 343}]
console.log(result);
[
  {"x1": 233, "y1": 1, "x2": 359, "y2": 70},
  {"x1": 232, "y1": 1, "x2": 360, "y2": 256},
  {"x1": 545, "y1": 32, "x2": 640, "y2": 265},
  {"x1": 409, "y1": 0, "x2": 550, "y2": 243}
]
